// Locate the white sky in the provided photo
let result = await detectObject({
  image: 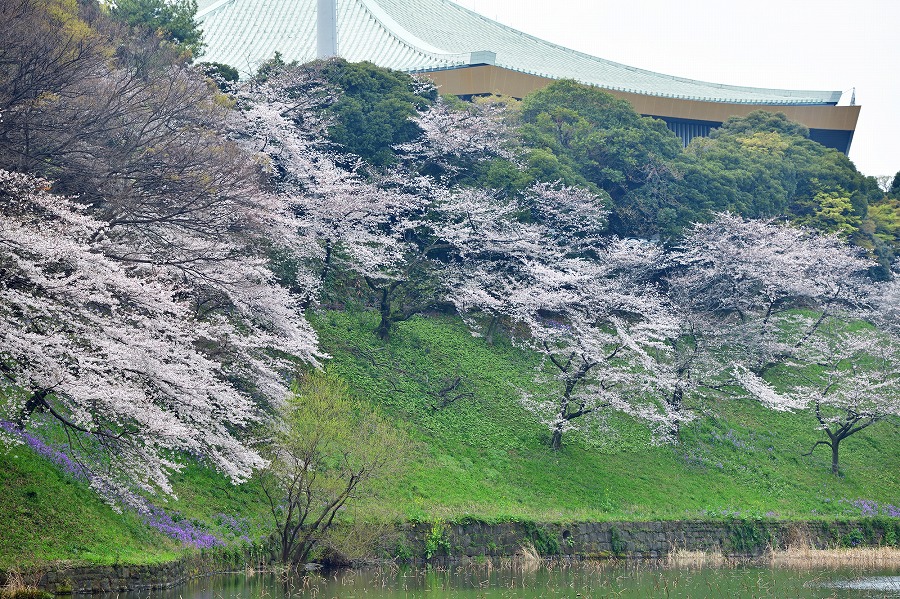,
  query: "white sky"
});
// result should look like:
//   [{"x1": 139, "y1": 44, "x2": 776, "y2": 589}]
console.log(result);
[{"x1": 451, "y1": 0, "x2": 899, "y2": 179}]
